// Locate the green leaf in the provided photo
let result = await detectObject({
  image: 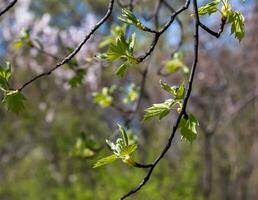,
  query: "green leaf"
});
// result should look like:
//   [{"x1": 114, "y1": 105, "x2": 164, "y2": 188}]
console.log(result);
[
  {"x1": 70, "y1": 138, "x2": 96, "y2": 158},
  {"x1": 93, "y1": 154, "x2": 118, "y2": 168},
  {"x1": 99, "y1": 25, "x2": 127, "y2": 48},
  {"x1": 221, "y1": 2, "x2": 232, "y2": 17},
  {"x1": 197, "y1": 0, "x2": 220, "y2": 16},
  {"x1": 123, "y1": 83, "x2": 139, "y2": 104},
  {"x1": 68, "y1": 69, "x2": 85, "y2": 88},
  {"x1": 160, "y1": 81, "x2": 177, "y2": 96},
  {"x1": 160, "y1": 81, "x2": 185, "y2": 100},
  {"x1": 175, "y1": 83, "x2": 185, "y2": 100},
  {"x1": 118, "y1": 9, "x2": 145, "y2": 30},
  {"x1": 13, "y1": 29, "x2": 32, "y2": 49},
  {"x1": 2, "y1": 90, "x2": 26, "y2": 114},
  {"x1": 228, "y1": 11, "x2": 245, "y2": 42},
  {"x1": 0, "y1": 77, "x2": 8, "y2": 92},
  {"x1": 0, "y1": 61, "x2": 11, "y2": 80},
  {"x1": 164, "y1": 59, "x2": 188, "y2": 74},
  {"x1": 92, "y1": 87, "x2": 114, "y2": 108},
  {"x1": 0, "y1": 61, "x2": 12, "y2": 91},
  {"x1": 116, "y1": 62, "x2": 129, "y2": 77},
  {"x1": 97, "y1": 30, "x2": 138, "y2": 76},
  {"x1": 179, "y1": 113, "x2": 199, "y2": 142},
  {"x1": 144, "y1": 99, "x2": 174, "y2": 121},
  {"x1": 120, "y1": 144, "x2": 137, "y2": 157},
  {"x1": 164, "y1": 52, "x2": 189, "y2": 74},
  {"x1": 118, "y1": 124, "x2": 129, "y2": 146}
]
